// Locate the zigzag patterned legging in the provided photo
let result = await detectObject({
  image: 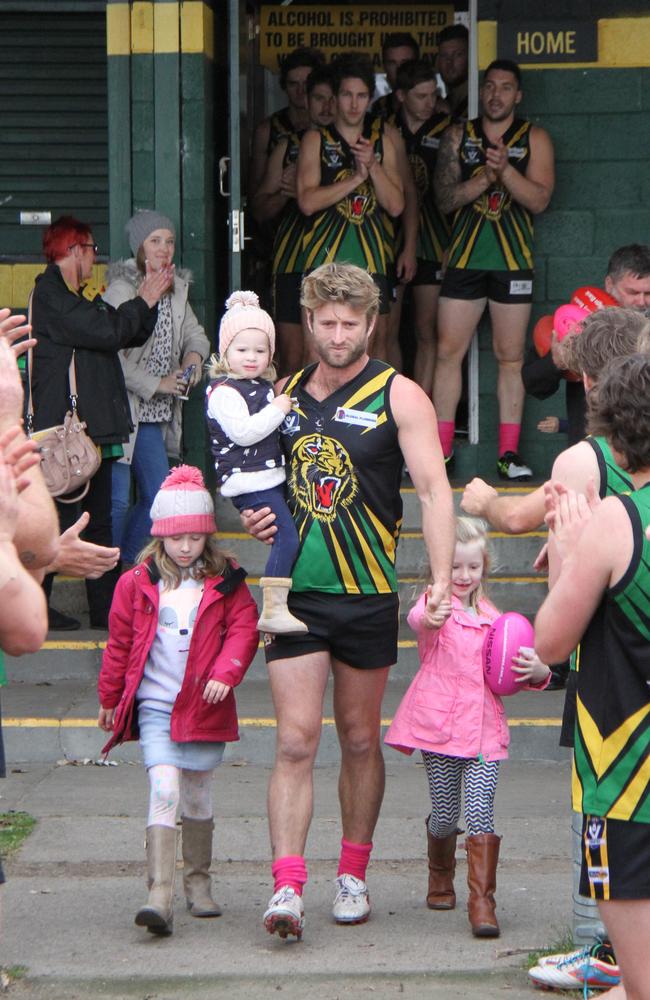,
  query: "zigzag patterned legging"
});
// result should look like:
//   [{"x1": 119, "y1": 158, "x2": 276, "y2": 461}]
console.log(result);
[{"x1": 421, "y1": 751, "x2": 500, "y2": 838}]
